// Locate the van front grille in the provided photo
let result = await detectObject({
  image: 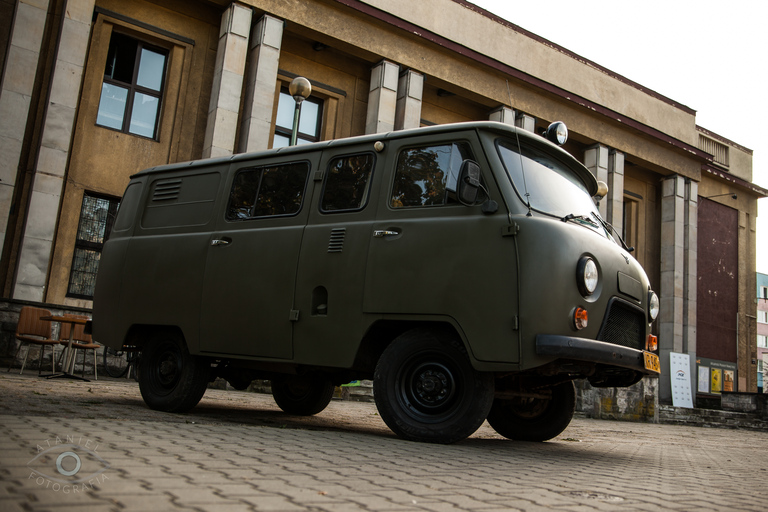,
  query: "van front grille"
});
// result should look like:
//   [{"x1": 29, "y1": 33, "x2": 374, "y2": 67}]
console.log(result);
[{"x1": 597, "y1": 299, "x2": 645, "y2": 350}]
